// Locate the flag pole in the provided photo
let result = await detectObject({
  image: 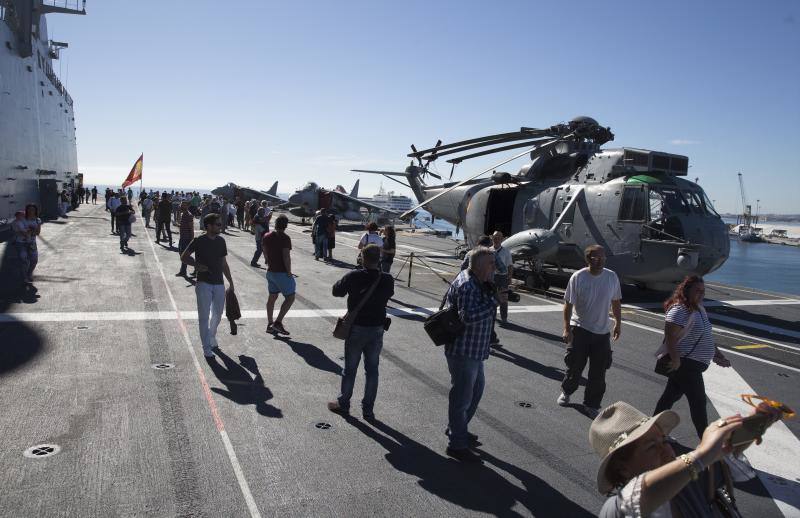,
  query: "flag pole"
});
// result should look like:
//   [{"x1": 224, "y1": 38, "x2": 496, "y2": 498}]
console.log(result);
[{"x1": 139, "y1": 152, "x2": 143, "y2": 199}]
